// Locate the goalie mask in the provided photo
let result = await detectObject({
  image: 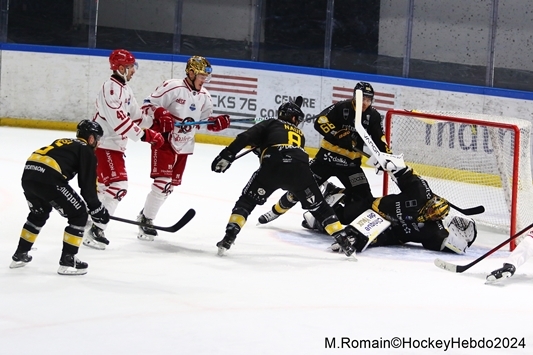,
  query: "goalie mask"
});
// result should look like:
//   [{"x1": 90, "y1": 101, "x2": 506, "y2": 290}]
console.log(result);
[
  {"x1": 278, "y1": 101, "x2": 305, "y2": 125},
  {"x1": 417, "y1": 194, "x2": 450, "y2": 223}
]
